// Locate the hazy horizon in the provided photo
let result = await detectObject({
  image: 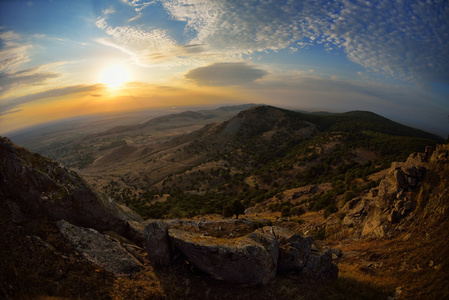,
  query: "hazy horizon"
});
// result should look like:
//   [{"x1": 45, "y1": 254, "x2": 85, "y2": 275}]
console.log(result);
[{"x1": 1, "y1": 1, "x2": 448, "y2": 137}]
